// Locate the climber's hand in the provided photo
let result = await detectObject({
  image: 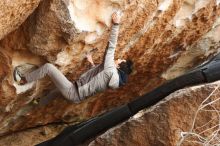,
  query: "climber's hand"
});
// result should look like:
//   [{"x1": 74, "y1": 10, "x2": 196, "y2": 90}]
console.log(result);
[
  {"x1": 112, "y1": 11, "x2": 121, "y2": 24},
  {"x1": 86, "y1": 53, "x2": 95, "y2": 67}
]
